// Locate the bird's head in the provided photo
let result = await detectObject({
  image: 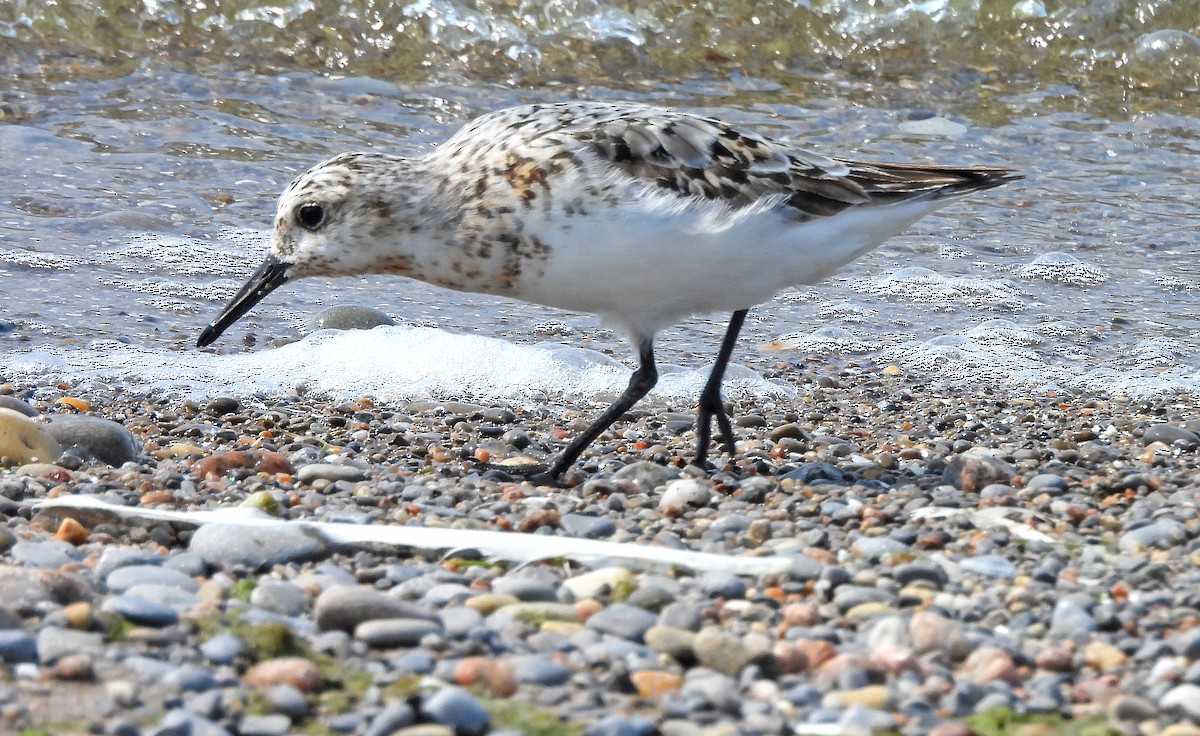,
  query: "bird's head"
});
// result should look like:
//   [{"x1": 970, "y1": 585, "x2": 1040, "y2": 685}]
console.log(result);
[{"x1": 197, "y1": 153, "x2": 408, "y2": 347}]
